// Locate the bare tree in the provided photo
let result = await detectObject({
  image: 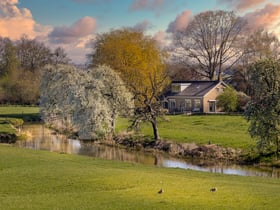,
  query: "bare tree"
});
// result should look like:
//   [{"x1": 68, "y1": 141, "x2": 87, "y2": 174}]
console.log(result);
[
  {"x1": 174, "y1": 10, "x2": 247, "y2": 81},
  {"x1": 51, "y1": 47, "x2": 71, "y2": 65},
  {"x1": 16, "y1": 35, "x2": 52, "y2": 72}
]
